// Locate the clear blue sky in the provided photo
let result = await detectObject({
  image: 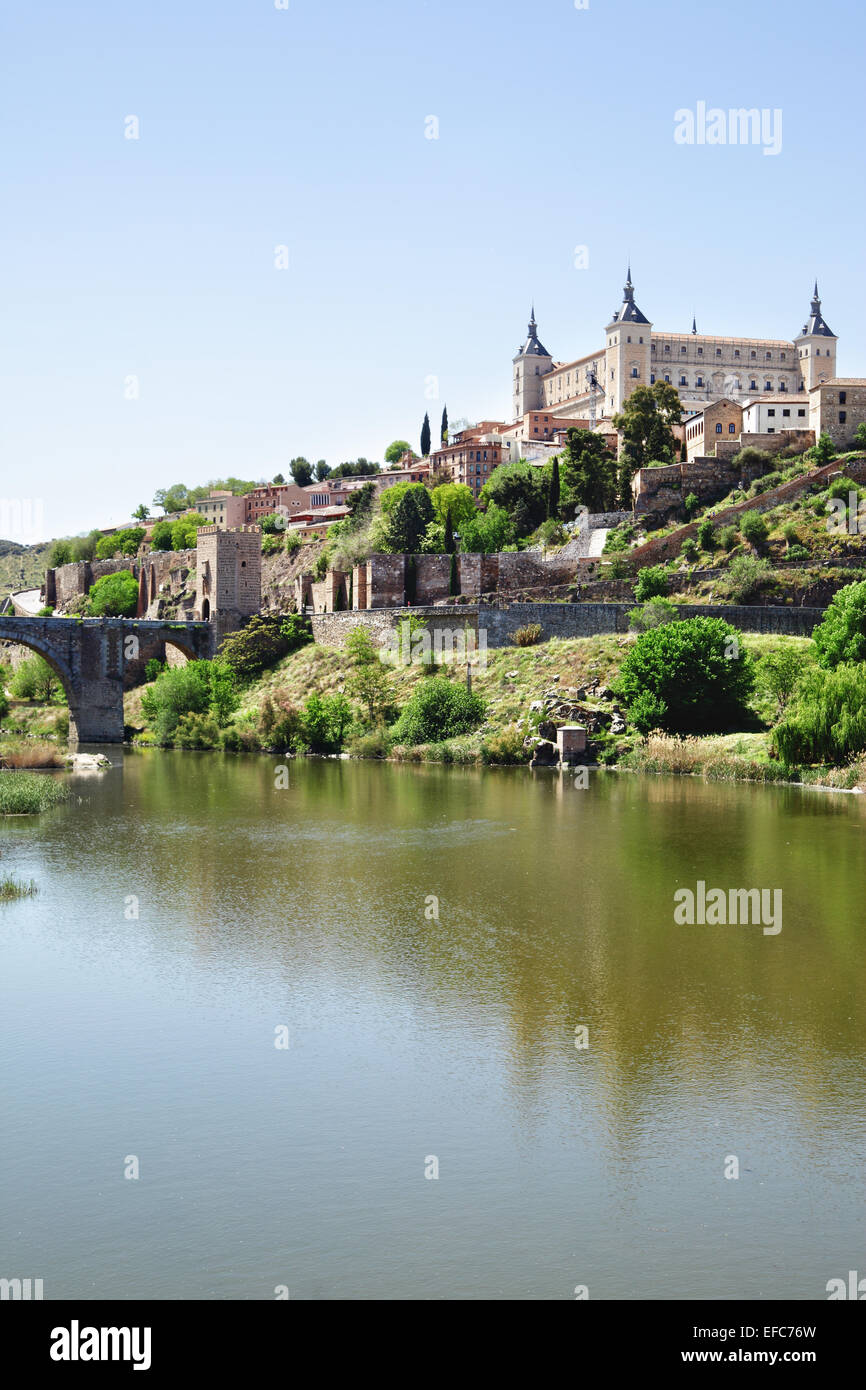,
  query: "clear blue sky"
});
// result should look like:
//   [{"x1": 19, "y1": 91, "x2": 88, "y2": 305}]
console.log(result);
[{"x1": 2, "y1": 0, "x2": 863, "y2": 540}]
